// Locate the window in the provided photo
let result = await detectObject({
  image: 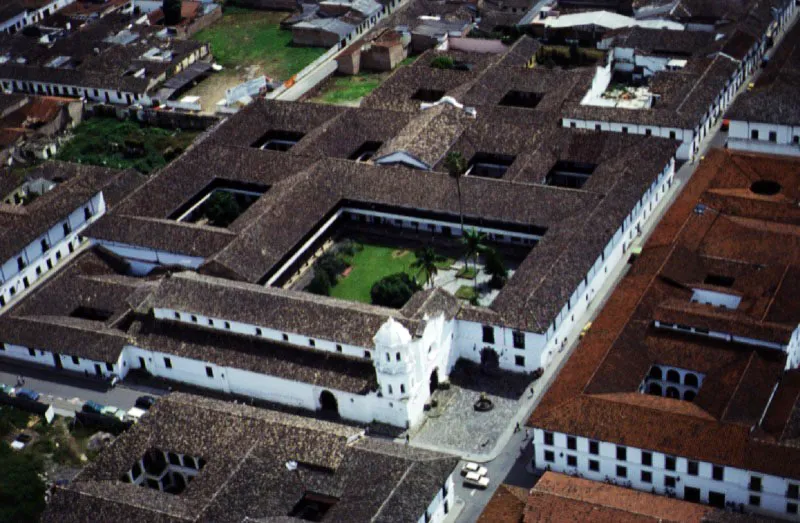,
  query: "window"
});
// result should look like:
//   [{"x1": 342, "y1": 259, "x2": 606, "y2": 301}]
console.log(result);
[
  {"x1": 72, "y1": 356, "x2": 81, "y2": 365},
  {"x1": 224, "y1": 321, "x2": 231, "y2": 330},
  {"x1": 712, "y1": 465, "x2": 724, "y2": 481},
  {"x1": 749, "y1": 495, "x2": 761, "y2": 507},
  {"x1": 616, "y1": 446, "x2": 626, "y2": 461},
  {"x1": 544, "y1": 432, "x2": 554, "y2": 445},
  {"x1": 595, "y1": 124, "x2": 602, "y2": 131},
  {"x1": 665, "y1": 476, "x2": 676, "y2": 488},
  {"x1": 544, "y1": 450, "x2": 554, "y2": 462},
  {"x1": 622, "y1": 127, "x2": 629, "y2": 134},
  {"x1": 788, "y1": 503, "x2": 798, "y2": 515},
  {"x1": 794, "y1": 136, "x2": 799, "y2": 144},
  {"x1": 669, "y1": 131, "x2": 677, "y2": 139},
  {"x1": 40, "y1": 239, "x2": 49, "y2": 252},
  {"x1": 282, "y1": 333, "x2": 289, "y2": 341},
  {"x1": 400, "y1": 384, "x2": 405, "y2": 394},
  {"x1": 769, "y1": 131, "x2": 777, "y2": 142},
  {"x1": 515, "y1": 355, "x2": 525, "y2": 367},
  {"x1": 174, "y1": 312, "x2": 180, "y2": 319},
  {"x1": 17, "y1": 257, "x2": 25, "y2": 271},
  {"x1": 364, "y1": 351, "x2": 370, "y2": 358},
  {"x1": 567, "y1": 455, "x2": 577, "y2": 467},
  {"x1": 750, "y1": 476, "x2": 762, "y2": 492},
  {"x1": 513, "y1": 331, "x2": 525, "y2": 349},
  {"x1": 208, "y1": 318, "x2": 214, "y2": 326},
  {"x1": 190, "y1": 315, "x2": 197, "y2": 323},
  {"x1": 589, "y1": 441, "x2": 599, "y2": 455},
  {"x1": 751, "y1": 129, "x2": 759, "y2": 140},
  {"x1": 665, "y1": 456, "x2": 676, "y2": 471},
  {"x1": 641, "y1": 470, "x2": 652, "y2": 483},
  {"x1": 336, "y1": 344, "x2": 342, "y2": 352},
  {"x1": 388, "y1": 385, "x2": 393, "y2": 394},
  {"x1": 482, "y1": 325, "x2": 495, "y2": 343},
  {"x1": 640, "y1": 451, "x2": 652, "y2": 466},
  {"x1": 567, "y1": 436, "x2": 576, "y2": 450},
  {"x1": 687, "y1": 460, "x2": 698, "y2": 476},
  {"x1": 164, "y1": 357, "x2": 172, "y2": 369},
  {"x1": 28, "y1": 348, "x2": 35, "y2": 357},
  {"x1": 645, "y1": 129, "x2": 652, "y2": 136},
  {"x1": 395, "y1": 352, "x2": 401, "y2": 361},
  {"x1": 788, "y1": 484, "x2": 799, "y2": 500},
  {"x1": 106, "y1": 363, "x2": 113, "y2": 372},
  {"x1": 84, "y1": 207, "x2": 92, "y2": 220},
  {"x1": 570, "y1": 122, "x2": 577, "y2": 129},
  {"x1": 684, "y1": 486, "x2": 701, "y2": 503},
  {"x1": 589, "y1": 459, "x2": 599, "y2": 471},
  {"x1": 205, "y1": 366, "x2": 213, "y2": 378},
  {"x1": 309, "y1": 339, "x2": 316, "y2": 347},
  {"x1": 616, "y1": 465, "x2": 627, "y2": 478}
]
